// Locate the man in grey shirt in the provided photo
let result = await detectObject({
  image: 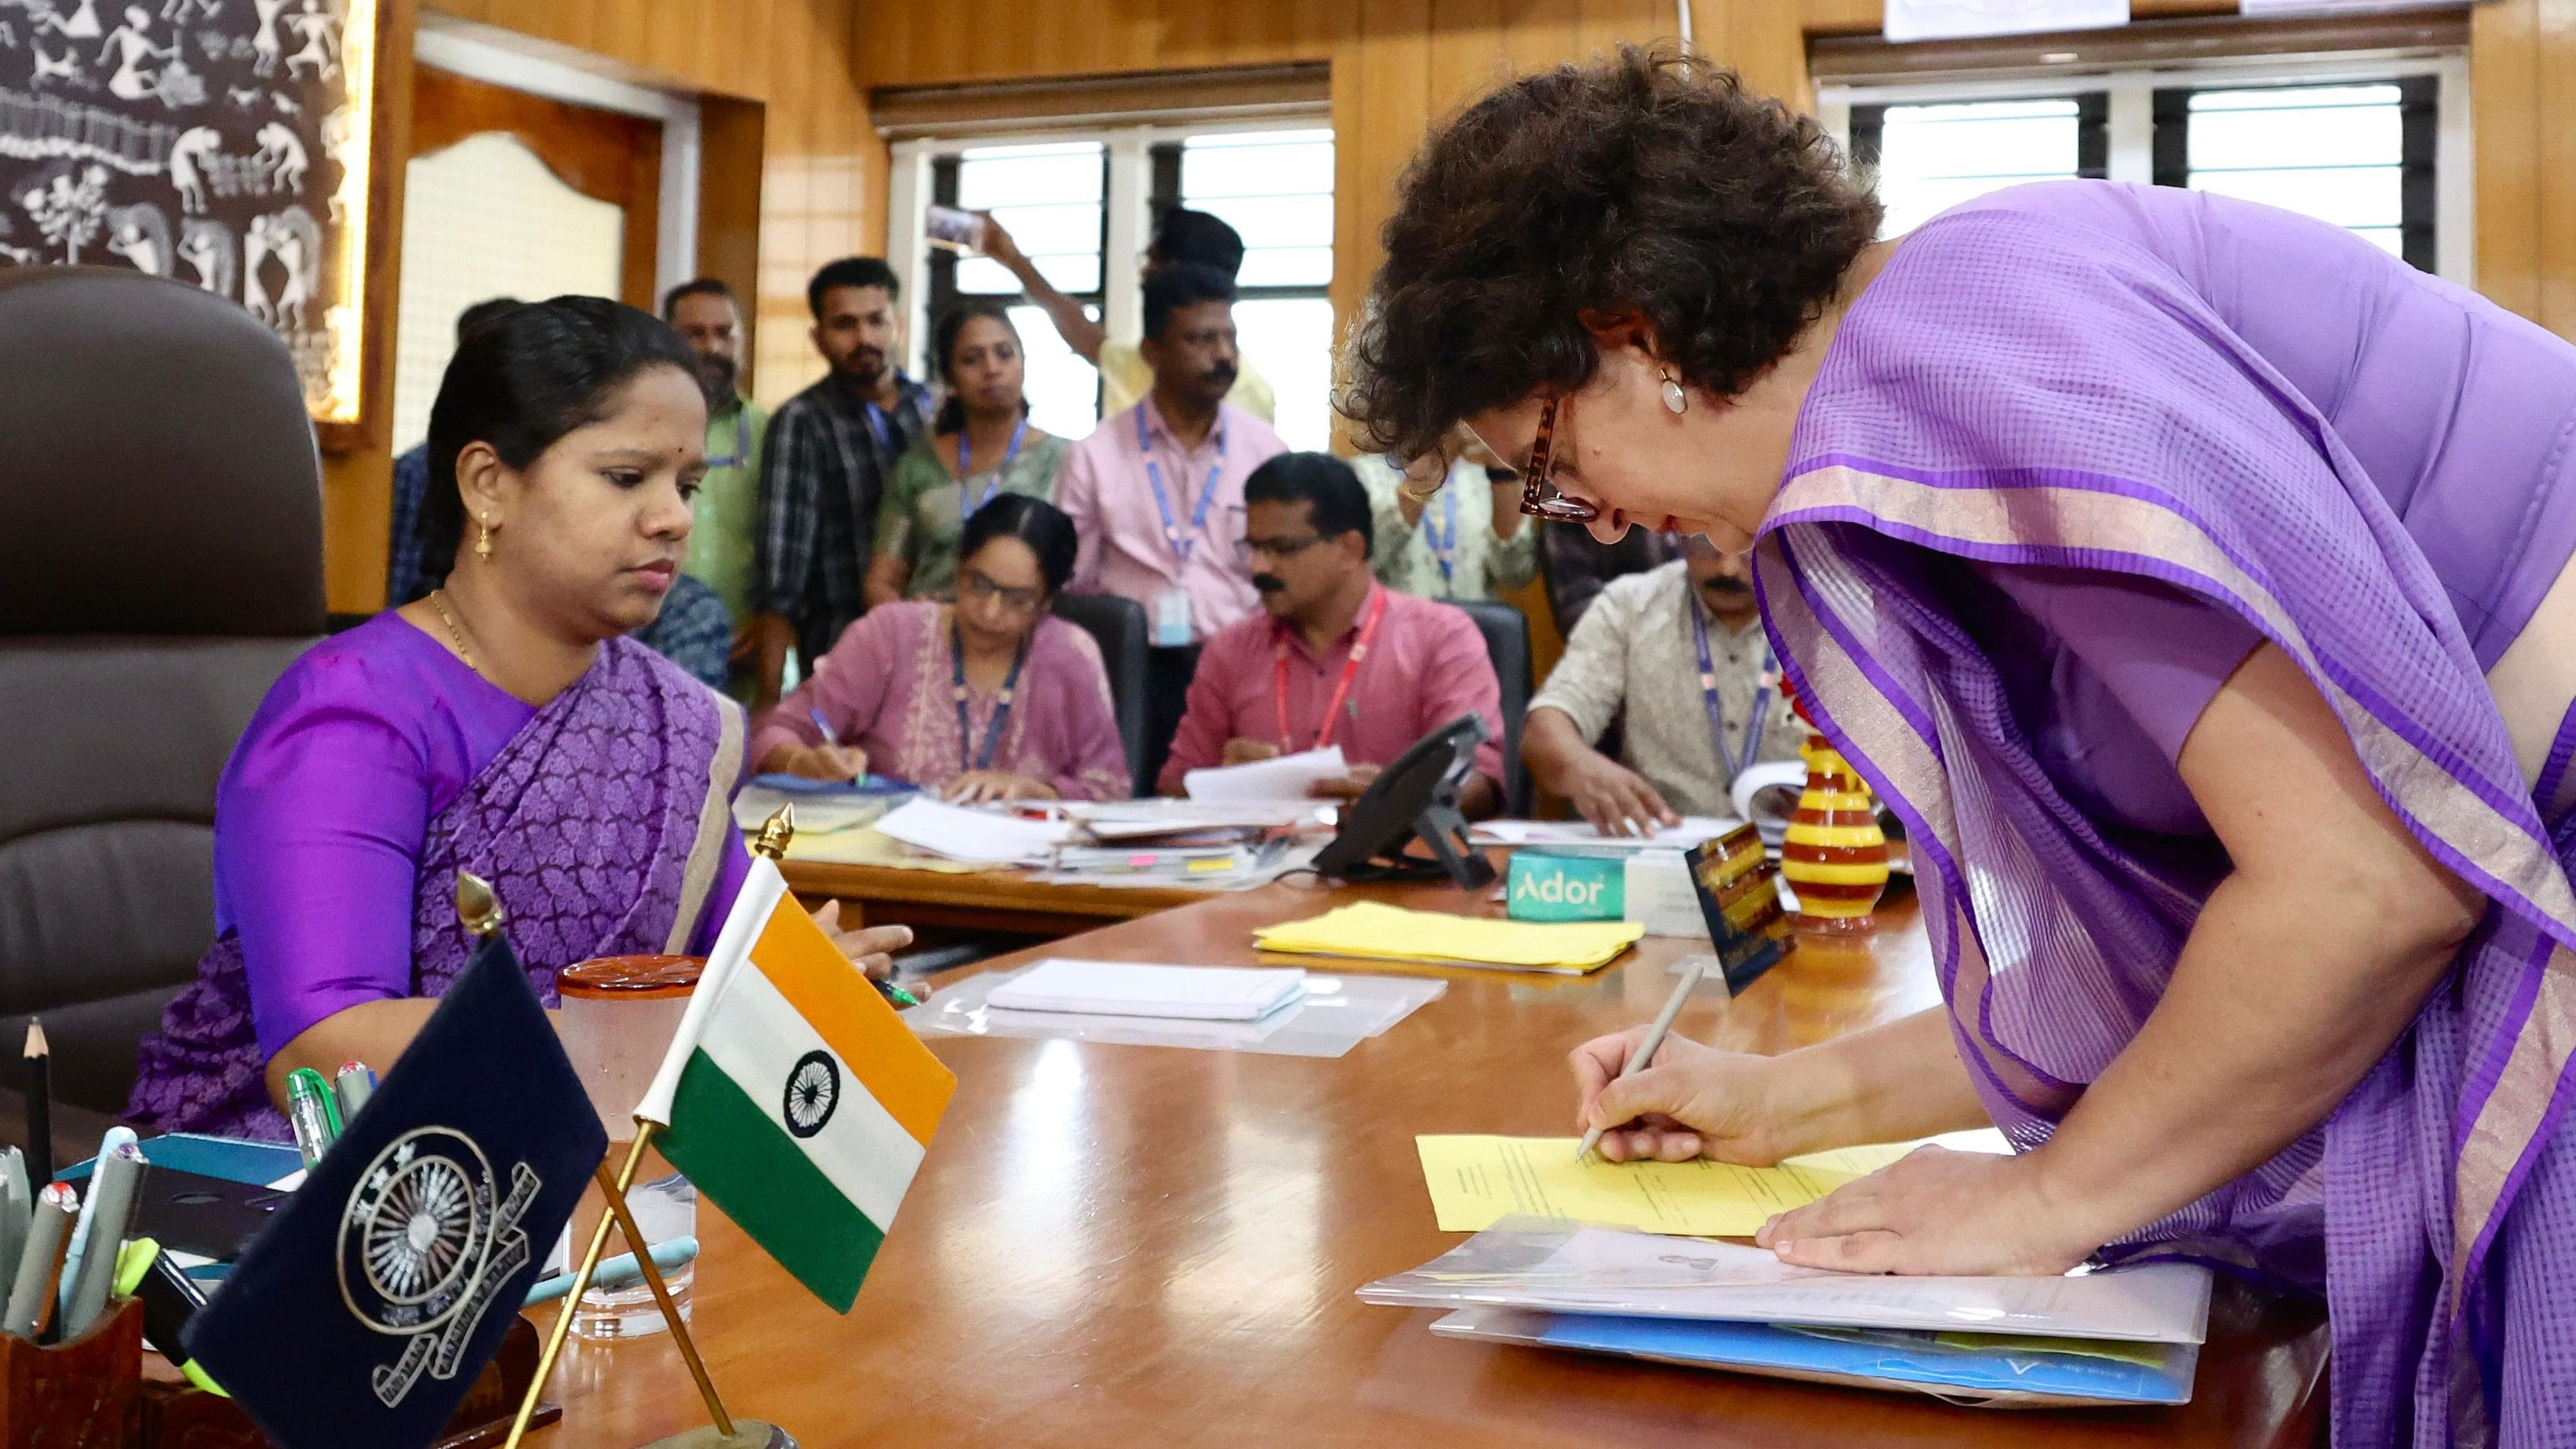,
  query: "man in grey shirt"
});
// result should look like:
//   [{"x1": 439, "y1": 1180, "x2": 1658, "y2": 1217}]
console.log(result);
[{"x1": 1523, "y1": 535, "x2": 1804, "y2": 834}]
